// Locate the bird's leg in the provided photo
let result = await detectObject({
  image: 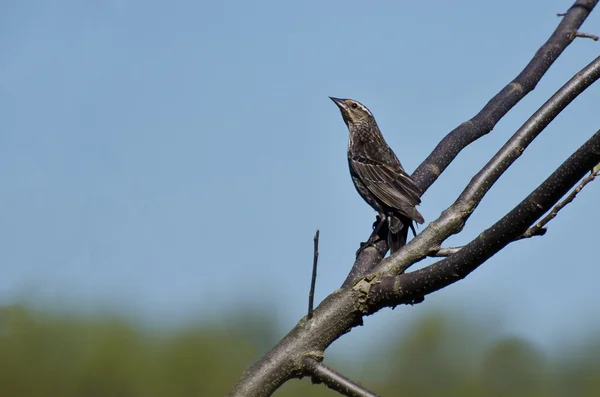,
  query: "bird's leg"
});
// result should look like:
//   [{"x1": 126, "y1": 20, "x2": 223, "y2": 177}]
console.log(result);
[
  {"x1": 371, "y1": 213, "x2": 387, "y2": 236},
  {"x1": 356, "y1": 213, "x2": 387, "y2": 257}
]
